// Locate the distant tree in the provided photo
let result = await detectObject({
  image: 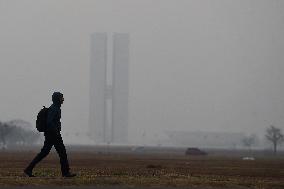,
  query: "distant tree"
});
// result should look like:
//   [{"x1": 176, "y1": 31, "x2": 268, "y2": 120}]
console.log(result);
[
  {"x1": 265, "y1": 125, "x2": 284, "y2": 154},
  {"x1": 10, "y1": 120, "x2": 41, "y2": 146},
  {"x1": 7, "y1": 126, "x2": 41, "y2": 146},
  {"x1": 7, "y1": 119, "x2": 33, "y2": 130},
  {"x1": 0, "y1": 120, "x2": 41, "y2": 148},
  {"x1": 0, "y1": 122, "x2": 16, "y2": 149},
  {"x1": 242, "y1": 134, "x2": 257, "y2": 154}
]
